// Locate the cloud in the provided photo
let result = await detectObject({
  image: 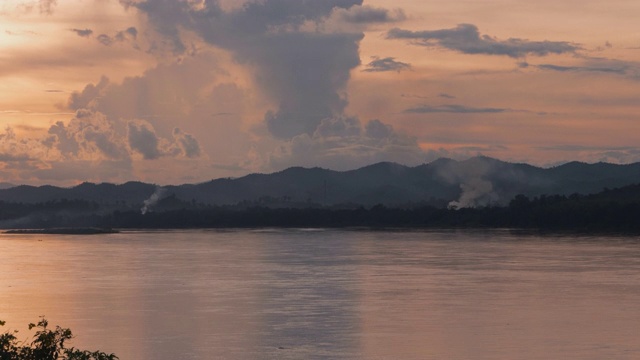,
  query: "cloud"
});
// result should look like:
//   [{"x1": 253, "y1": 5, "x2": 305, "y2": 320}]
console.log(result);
[
  {"x1": 255, "y1": 31, "x2": 363, "y2": 139},
  {"x1": 538, "y1": 145, "x2": 640, "y2": 164},
  {"x1": 538, "y1": 145, "x2": 638, "y2": 152},
  {"x1": 172, "y1": 128, "x2": 201, "y2": 158},
  {"x1": 0, "y1": 105, "x2": 202, "y2": 184},
  {"x1": 387, "y1": 24, "x2": 579, "y2": 58},
  {"x1": 70, "y1": 28, "x2": 93, "y2": 37},
  {"x1": 127, "y1": 120, "x2": 161, "y2": 160},
  {"x1": 334, "y1": 5, "x2": 406, "y2": 24},
  {"x1": 126, "y1": 119, "x2": 203, "y2": 161},
  {"x1": 267, "y1": 117, "x2": 427, "y2": 171},
  {"x1": 363, "y1": 56, "x2": 411, "y2": 72},
  {"x1": 535, "y1": 56, "x2": 640, "y2": 78},
  {"x1": 96, "y1": 34, "x2": 114, "y2": 46},
  {"x1": 96, "y1": 27, "x2": 138, "y2": 46},
  {"x1": 38, "y1": 0, "x2": 56, "y2": 14},
  {"x1": 404, "y1": 104, "x2": 508, "y2": 114},
  {"x1": 0, "y1": 153, "x2": 34, "y2": 163},
  {"x1": 68, "y1": 76, "x2": 110, "y2": 110},
  {"x1": 123, "y1": 0, "x2": 365, "y2": 139},
  {"x1": 17, "y1": 0, "x2": 57, "y2": 14},
  {"x1": 537, "y1": 64, "x2": 626, "y2": 74}
]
